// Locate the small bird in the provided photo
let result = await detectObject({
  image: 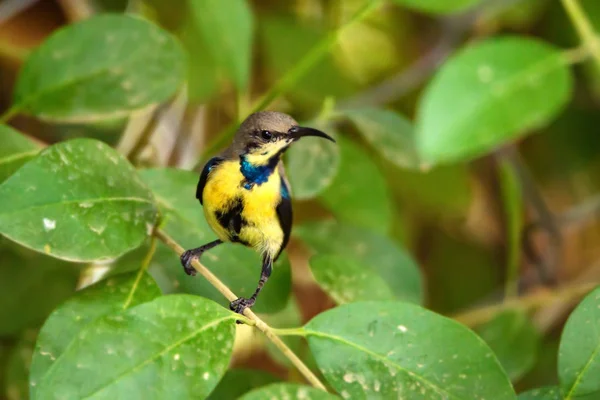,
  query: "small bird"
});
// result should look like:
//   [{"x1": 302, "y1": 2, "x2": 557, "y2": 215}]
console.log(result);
[{"x1": 181, "y1": 111, "x2": 335, "y2": 314}]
